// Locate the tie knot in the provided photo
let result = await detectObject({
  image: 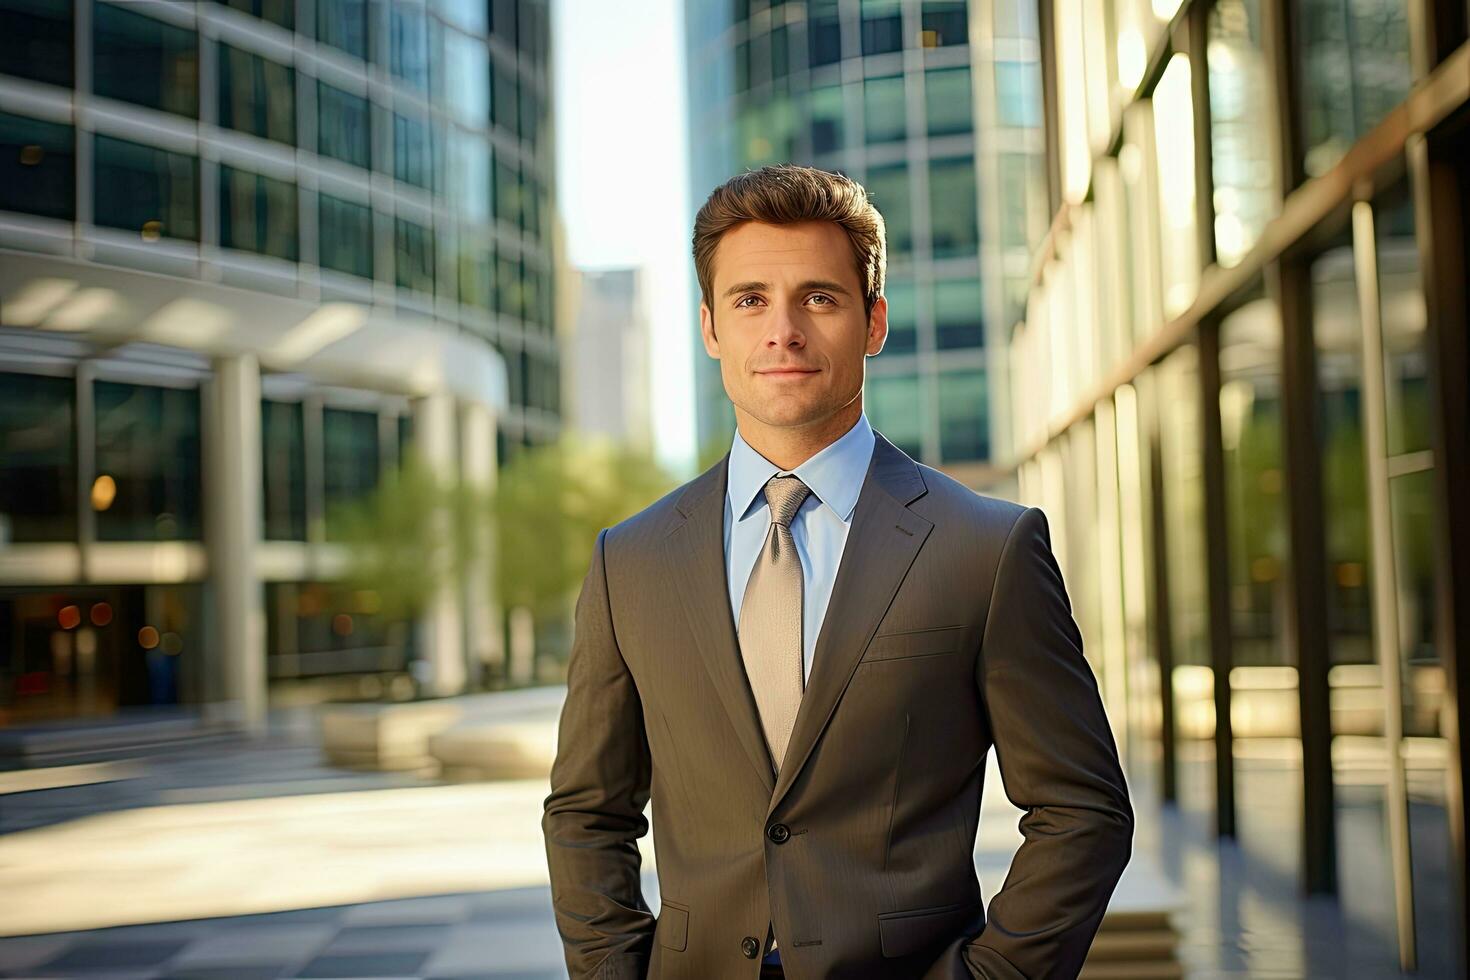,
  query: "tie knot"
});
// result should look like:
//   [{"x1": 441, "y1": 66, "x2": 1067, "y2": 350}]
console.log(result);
[{"x1": 764, "y1": 474, "x2": 812, "y2": 528}]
